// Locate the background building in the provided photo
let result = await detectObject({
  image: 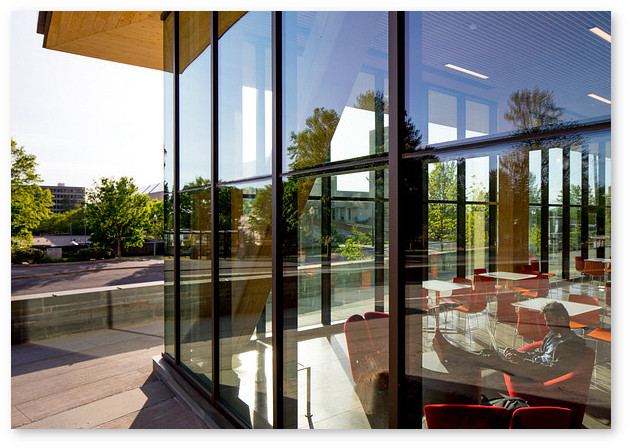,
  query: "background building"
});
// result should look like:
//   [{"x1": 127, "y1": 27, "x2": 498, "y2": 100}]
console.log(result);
[{"x1": 40, "y1": 183, "x2": 85, "y2": 213}]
